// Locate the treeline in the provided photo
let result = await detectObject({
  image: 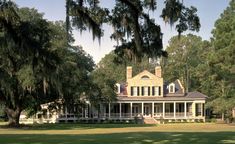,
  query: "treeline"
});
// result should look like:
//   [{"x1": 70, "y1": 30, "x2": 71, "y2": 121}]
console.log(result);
[{"x1": 163, "y1": 1, "x2": 235, "y2": 120}]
